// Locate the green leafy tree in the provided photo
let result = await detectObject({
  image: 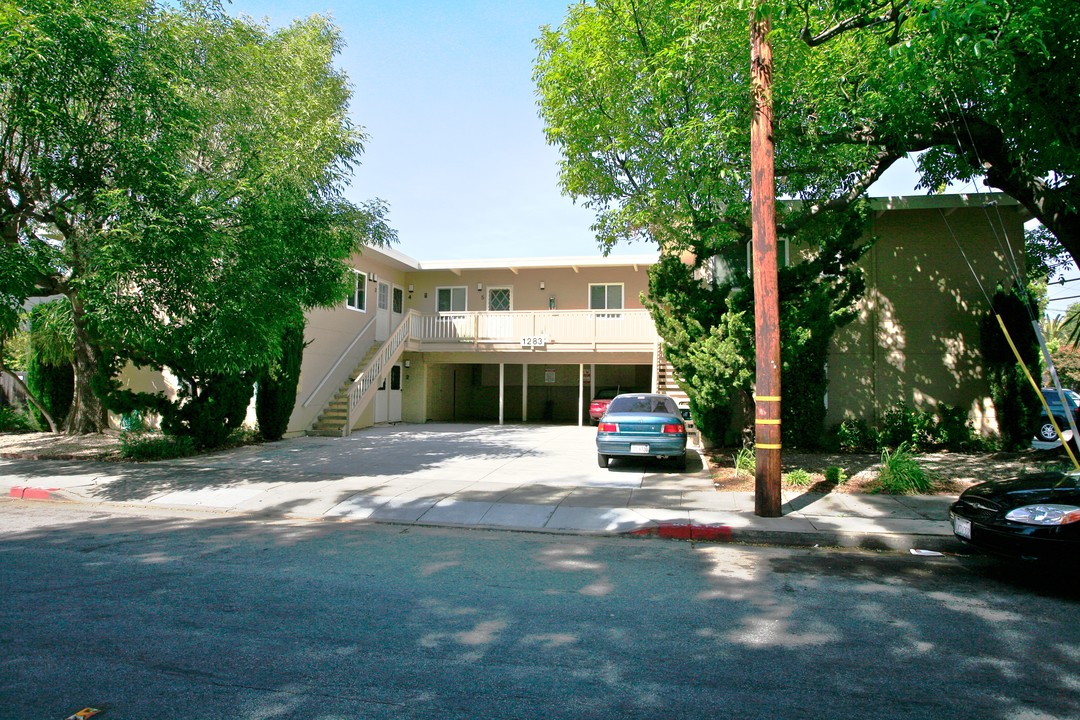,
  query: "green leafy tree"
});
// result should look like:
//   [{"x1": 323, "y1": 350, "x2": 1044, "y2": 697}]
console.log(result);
[
  {"x1": 2, "y1": 1, "x2": 394, "y2": 443},
  {"x1": 0, "y1": 0, "x2": 197, "y2": 432},
  {"x1": 789, "y1": 0, "x2": 1080, "y2": 266},
  {"x1": 536, "y1": 1, "x2": 872, "y2": 446}
]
